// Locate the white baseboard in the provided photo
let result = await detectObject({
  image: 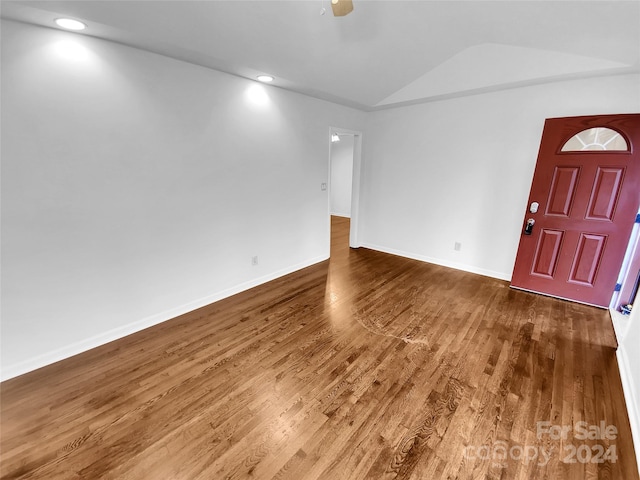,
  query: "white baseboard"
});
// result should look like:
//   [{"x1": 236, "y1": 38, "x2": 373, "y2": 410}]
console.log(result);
[
  {"x1": 359, "y1": 242, "x2": 512, "y2": 281},
  {"x1": 616, "y1": 346, "x2": 640, "y2": 477},
  {"x1": 1, "y1": 255, "x2": 328, "y2": 382}
]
